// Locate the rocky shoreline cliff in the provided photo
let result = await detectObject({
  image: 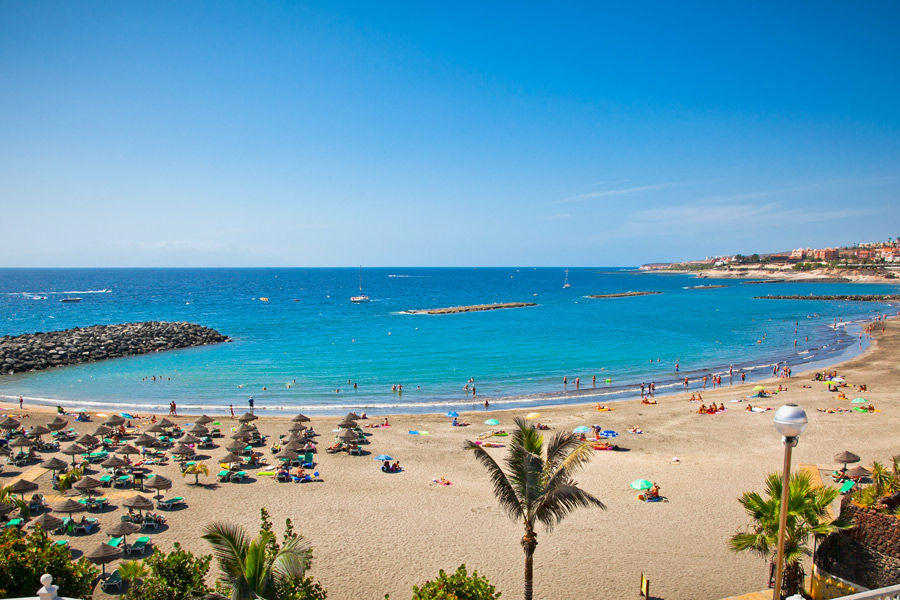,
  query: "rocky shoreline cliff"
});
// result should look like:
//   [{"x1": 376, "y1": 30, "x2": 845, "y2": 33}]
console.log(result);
[{"x1": 0, "y1": 322, "x2": 230, "y2": 376}]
